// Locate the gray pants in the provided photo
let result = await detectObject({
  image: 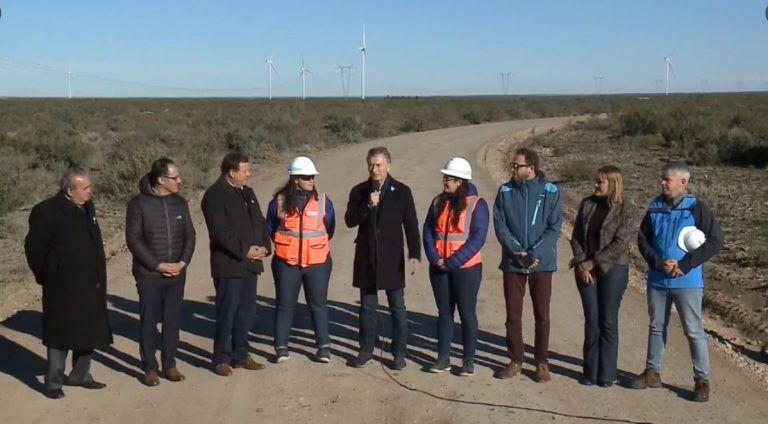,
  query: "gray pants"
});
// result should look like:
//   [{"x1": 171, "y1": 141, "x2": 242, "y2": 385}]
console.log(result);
[{"x1": 46, "y1": 347, "x2": 94, "y2": 390}]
